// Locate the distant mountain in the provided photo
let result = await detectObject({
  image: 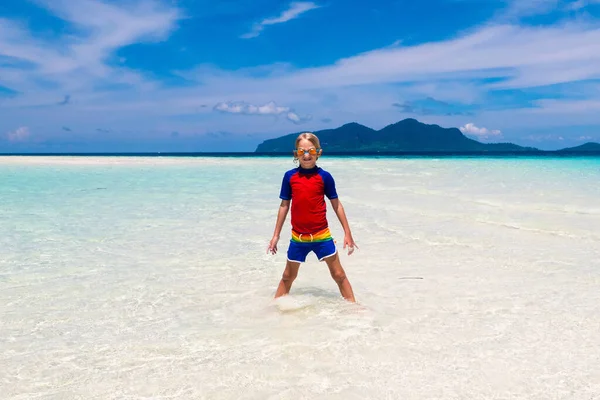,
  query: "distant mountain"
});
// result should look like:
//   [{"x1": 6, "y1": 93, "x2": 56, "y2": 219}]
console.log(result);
[
  {"x1": 255, "y1": 118, "x2": 539, "y2": 153},
  {"x1": 556, "y1": 142, "x2": 600, "y2": 152}
]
